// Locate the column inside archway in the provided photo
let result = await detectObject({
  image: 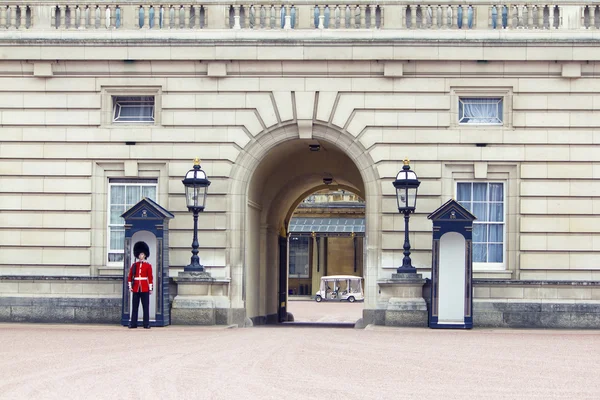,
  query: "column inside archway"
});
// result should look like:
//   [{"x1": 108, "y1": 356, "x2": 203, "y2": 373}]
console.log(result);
[{"x1": 311, "y1": 235, "x2": 325, "y2": 297}]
